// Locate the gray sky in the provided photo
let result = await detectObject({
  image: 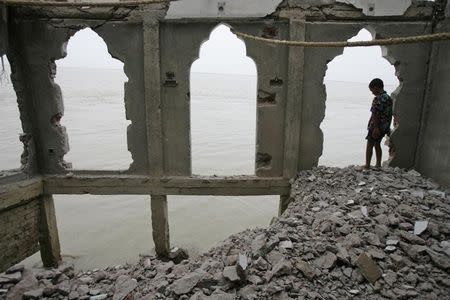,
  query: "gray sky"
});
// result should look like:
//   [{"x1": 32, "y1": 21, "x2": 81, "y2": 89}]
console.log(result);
[{"x1": 56, "y1": 25, "x2": 398, "y2": 85}]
